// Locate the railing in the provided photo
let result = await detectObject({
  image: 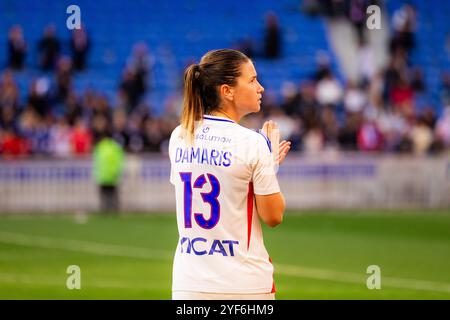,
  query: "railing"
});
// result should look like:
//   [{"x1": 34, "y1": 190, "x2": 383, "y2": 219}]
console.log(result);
[{"x1": 0, "y1": 153, "x2": 449, "y2": 212}]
